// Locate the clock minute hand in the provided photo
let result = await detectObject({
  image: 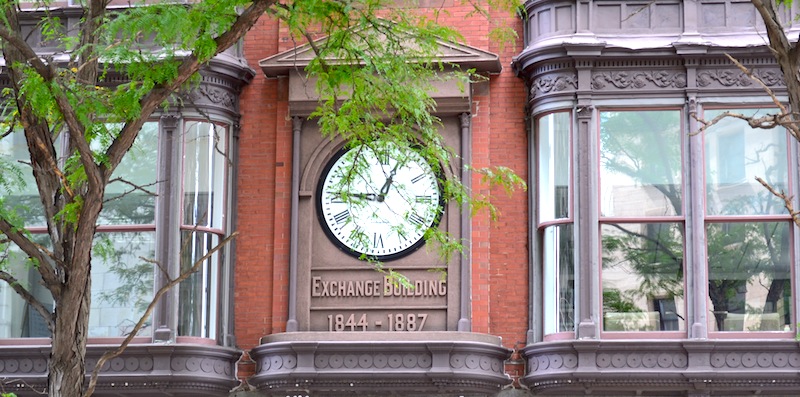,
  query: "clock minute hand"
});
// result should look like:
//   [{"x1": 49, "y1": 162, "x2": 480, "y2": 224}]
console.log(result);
[{"x1": 351, "y1": 192, "x2": 380, "y2": 201}]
